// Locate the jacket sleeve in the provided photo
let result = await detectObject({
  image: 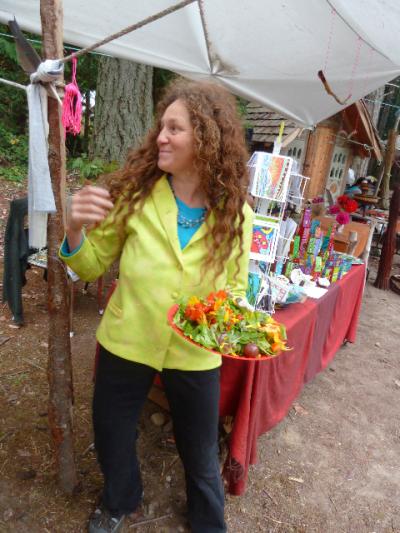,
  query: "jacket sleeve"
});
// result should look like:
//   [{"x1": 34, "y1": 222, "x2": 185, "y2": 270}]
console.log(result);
[
  {"x1": 58, "y1": 207, "x2": 127, "y2": 282},
  {"x1": 226, "y1": 202, "x2": 254, "y2": 299}
]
